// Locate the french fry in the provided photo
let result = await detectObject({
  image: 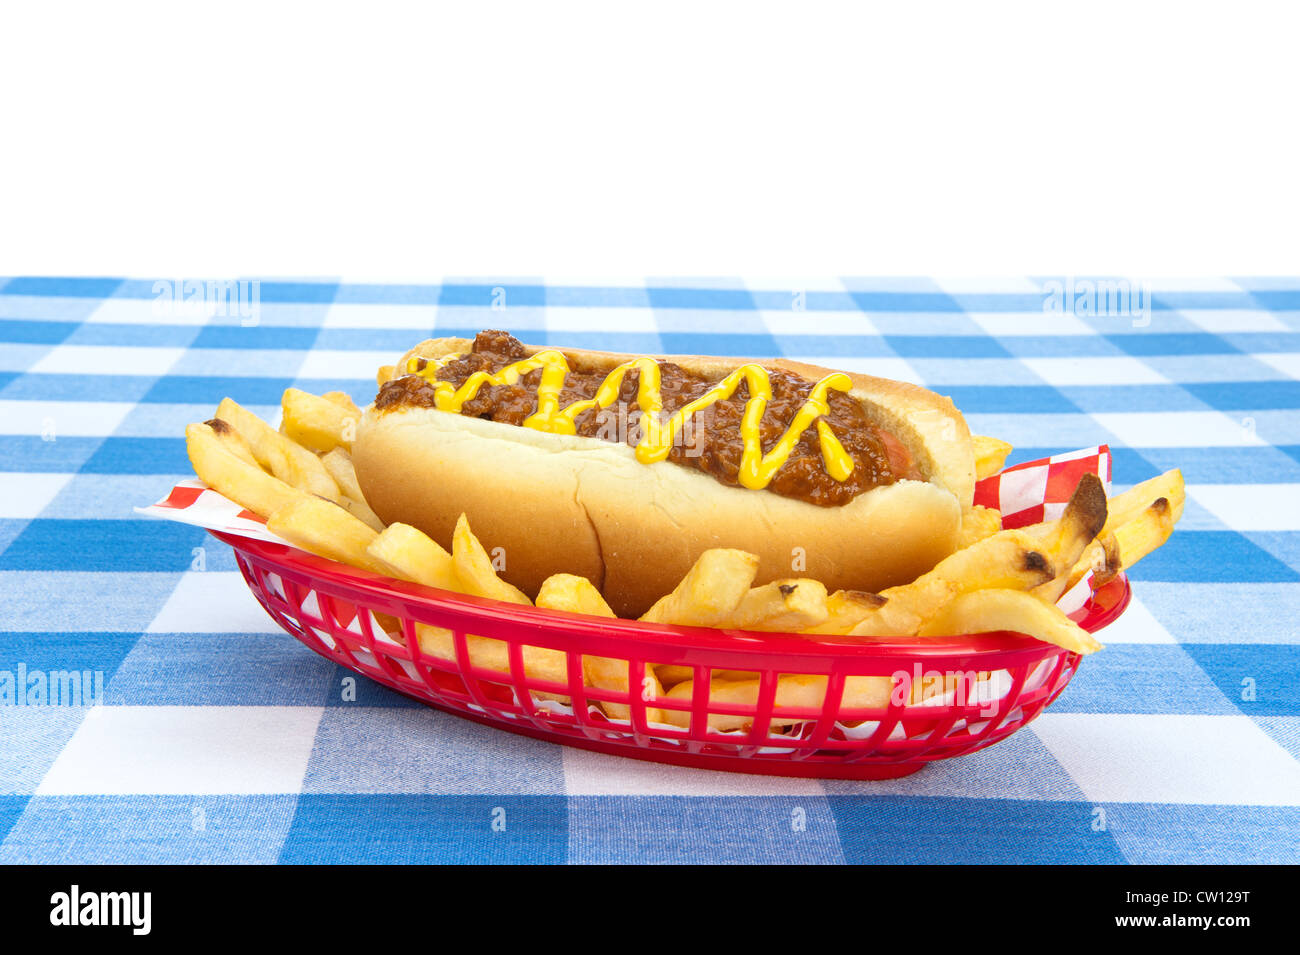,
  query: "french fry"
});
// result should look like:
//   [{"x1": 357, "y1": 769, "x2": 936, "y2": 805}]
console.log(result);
[
  {"x1": 845, "y1": 475, "x2": 1110, "y2": 636},
  {"x1": 319, "y1": 448, "x2": 363, "y2": 499},
  {"x1": 918, "y1": 588, "x2": 1102, "y2": 655},
  {"x1": 642, "y1": 548, "x2": 760, "y2": 687},
  {"x1": 660, "y1": 666, "x2": 1004, "y2": 731},
  {"x1": 1089, "y1": 530, "x2": 1123, "y2": 587},
  {"x1": 921, "y1": 528, "x2": 1062, "y2": 591},
  {"x1": 365, "y1": 522, "x2": 460, "y2": 591},
  {"x1": 847, "y1": 591, "x2": 952, "y2": 638},
  {"x1": 185, "y1": 422, "x2": 306, "y2": 519},
  {"x1": 321, "y1": 391, "x2": 362, "y2": 417},
  {"x1": 799, "y1": 589, "x2": 889, "y2": 635},
  {"x1": 1106, "y1": 468, "x2": 1185, "y2": 530},
  {"x1": 658, "y1": 668, "x2": 783, "y2": 687},
  {"x1": 1113, "y1": 496, "x2": 1176, "y2": 570},
  {"x1": 1043, "y1": 469, "x2": 1183, "y2": 596},
  {"x1": 414, "y1": 623, "x2": 573, "y2": 704},
  {"x1": 972, "y1": 434, "x2": 1014, "y2": 480},
  {"x1": 320, "y1": 448, "x2": 386, "y2": 532},
  {"x1": 537, "y1": 572, "x2": 613, "y2": 619},
  {"x1": 281, "y1": 387, "x2": 360, "y2": 454},
  {"x1": 337, "y1": 498, "x2": 386, "y2": 535},
  {"x1": 420, "y1": 521, "x2": 557, "y2": 700},
  {"x1": 639, "y1": 549, "x2": 759, "y2": 627},
  {"x1": 660, "y1": 673, "x2": 894, "y2": 731},
  {"x1": 363, "y1": 523, "x2": 459, "y2": 644},
  {"x1": 265, "y1": 496, "x2": 391, "y2": 576},
  {"x1": 537, "y1": 573, "x2": 666, "y2": 724},
  {"x1": 958, "y1": 505, "x2": 1003, "y2": 549},
  {"x1": 656, "y1": 666, "x2": 767, "y2": 686},
  {"x1": 848, "y1": 529, "x2": 1058, "y2": 637},
  {"x1": 1026, "y1": 472, "x2": 1109, "y2": 603},
  {"x1": 654, "y1": 665, "x2": 694, "y2": 687},
  {"x1": 215, "y1": 397, "x2": 341, "y2": 501},
  {"x1": 450, "y1": 514, "x2": 532, "y2": 605},
  {"x1": 650, "y1": 573, "x2": 828, "y2": 684},
  {"x1": 1056, "y1": 529, "x2": 1122, "y2": 594},
  {"x1": 717, "y1": 578, "x2": 829, "y2": 632},
  {"x1": 658, "y1": 663, "x2": 774, "y2": 684},
  {"x1": 410, "y1": 528, "x2": 568, "y2": 703},
  {"x1": 1024, "y1": 472, "x2": 1108, "y2": 552},
  {"x1": 203, "y1": 416, "x2": 260, "y2": 468}
]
